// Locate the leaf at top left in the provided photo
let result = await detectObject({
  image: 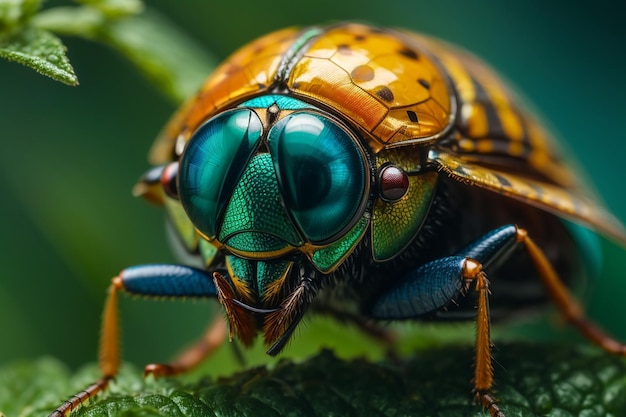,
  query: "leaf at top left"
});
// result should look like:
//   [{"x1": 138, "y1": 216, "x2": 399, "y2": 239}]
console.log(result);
[{"x1": 0, "y1": 25, "x2": 78, "y2": 85}]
